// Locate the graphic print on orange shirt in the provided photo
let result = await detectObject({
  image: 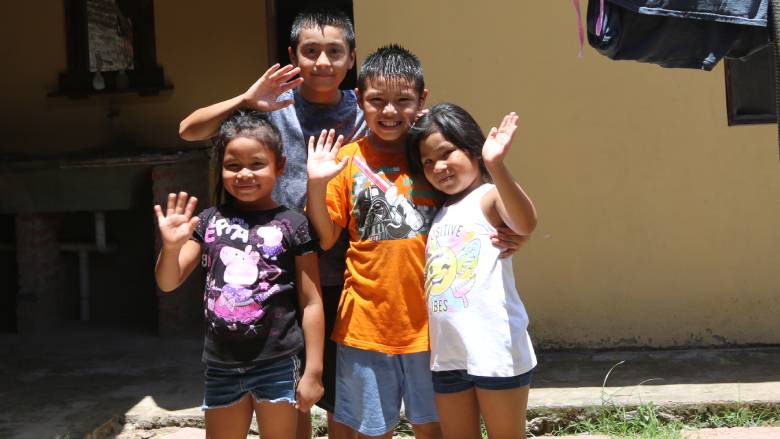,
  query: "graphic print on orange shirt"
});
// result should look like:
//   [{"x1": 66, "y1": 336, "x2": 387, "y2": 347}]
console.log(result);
[{"x1": 351, "y1": 155, "x2": 434, "y2": 241}]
